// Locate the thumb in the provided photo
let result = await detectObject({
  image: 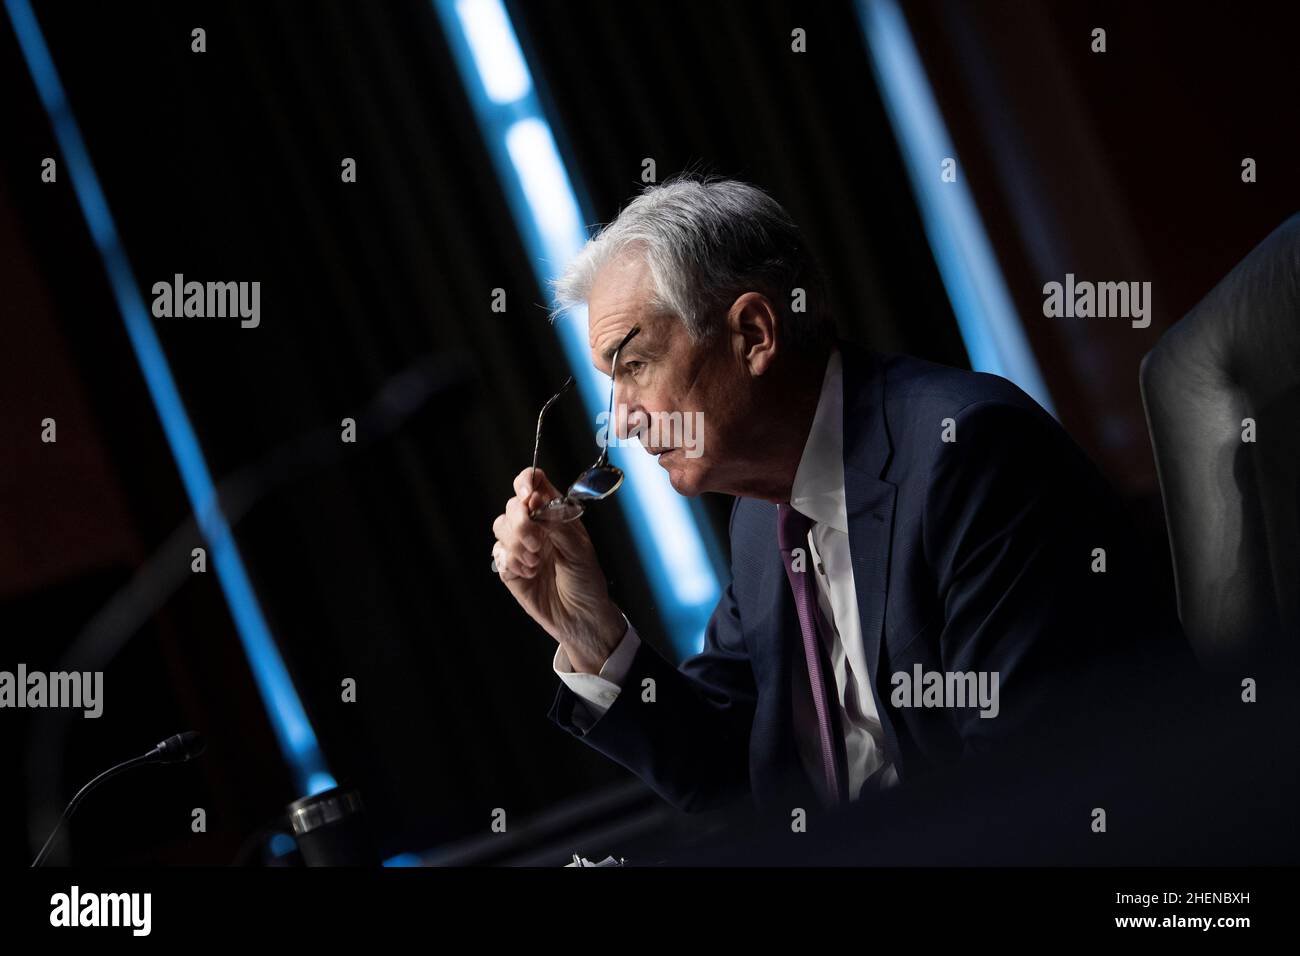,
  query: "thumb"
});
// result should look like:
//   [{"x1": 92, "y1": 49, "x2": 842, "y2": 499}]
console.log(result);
[{"x1": 518, "y1": 467, "x2": 564, "y2": 511}]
